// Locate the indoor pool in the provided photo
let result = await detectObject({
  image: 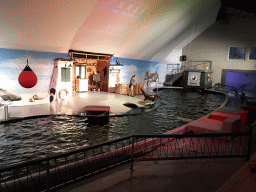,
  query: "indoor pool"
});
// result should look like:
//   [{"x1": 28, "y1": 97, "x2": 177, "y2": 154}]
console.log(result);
[{"x1": 0, "y1": 89, "x2": 225, "y2": 168}]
